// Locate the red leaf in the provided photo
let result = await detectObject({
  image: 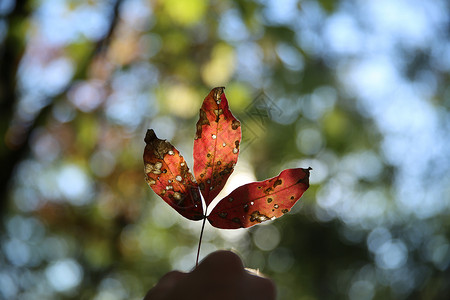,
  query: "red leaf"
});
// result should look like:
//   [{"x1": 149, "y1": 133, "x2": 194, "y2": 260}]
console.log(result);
[
  {"x1": 193, "y1": 87, "x2": 241, "y2": 206},
  {"x1": 207, "y1": 168, "x2": 311, "y2": 229},
  {"x1": 144, "y1": 129, "x2": 204, "y2": 220}
]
